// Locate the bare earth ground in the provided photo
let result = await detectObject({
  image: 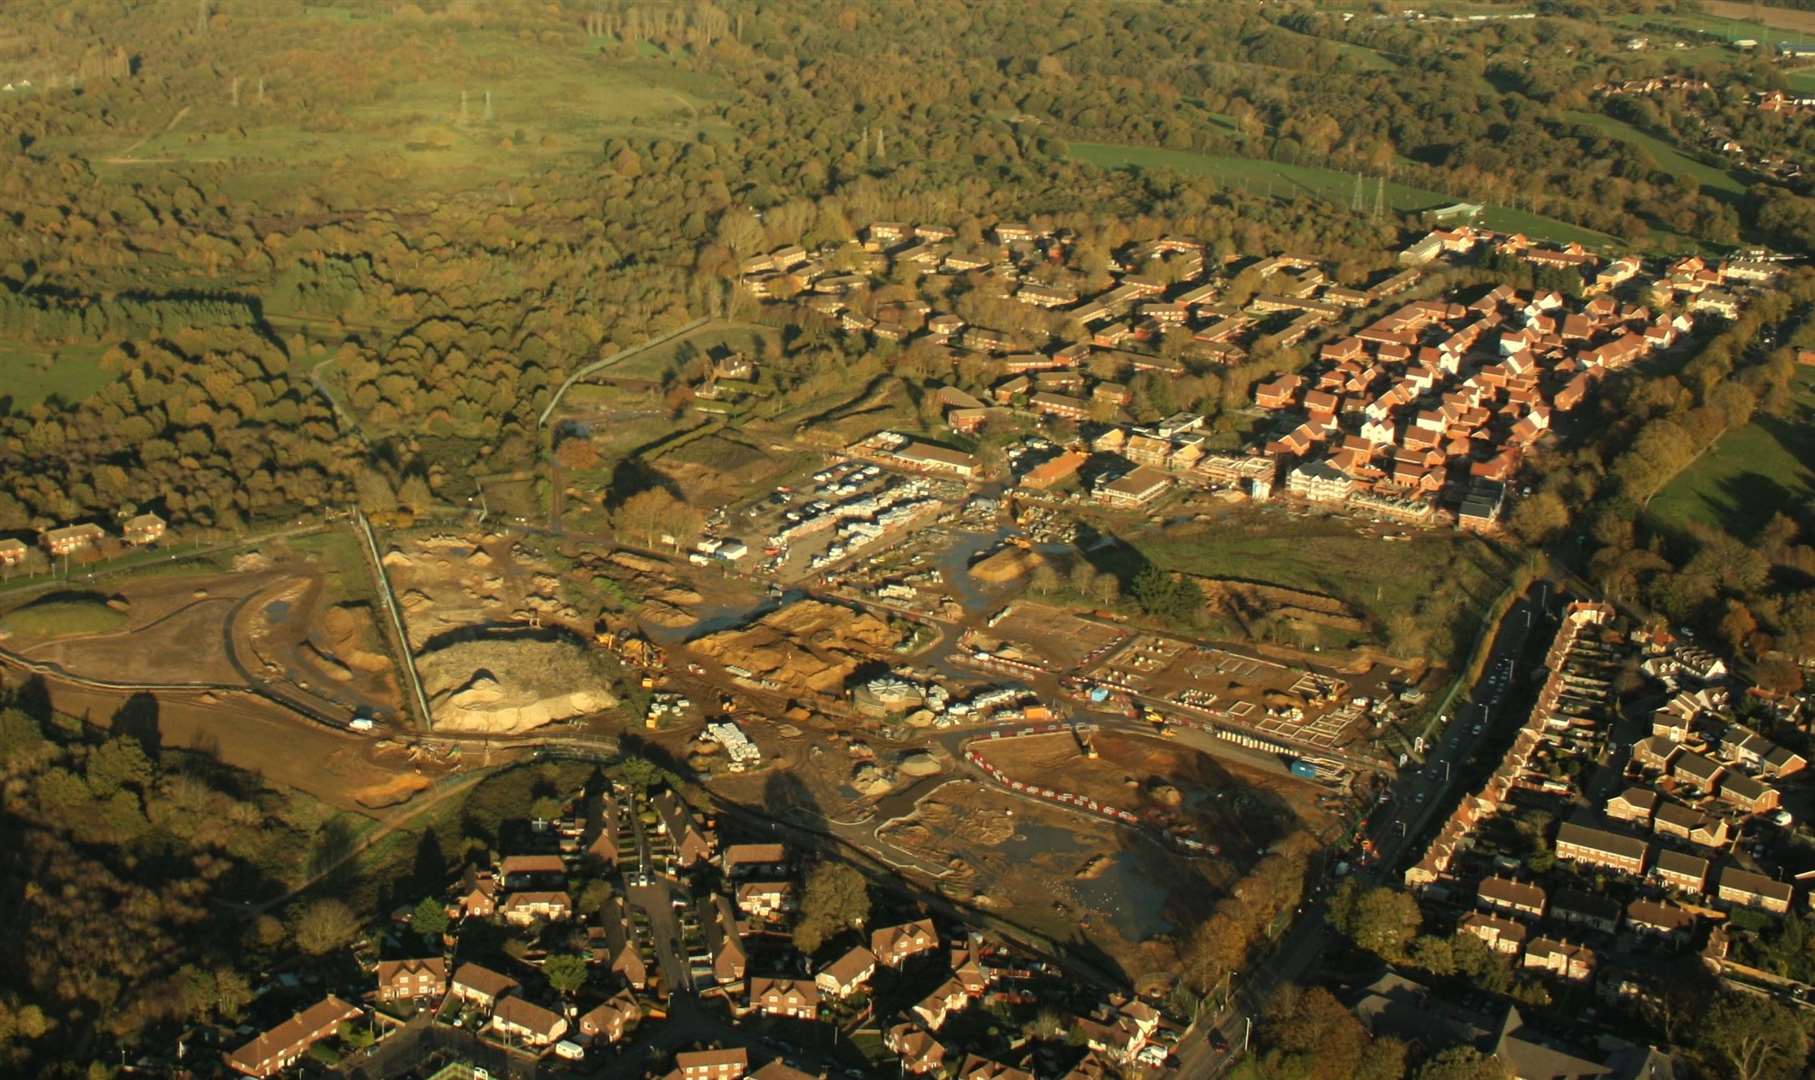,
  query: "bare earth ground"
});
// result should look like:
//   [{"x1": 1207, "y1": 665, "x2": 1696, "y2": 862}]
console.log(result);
[
  {"x1": 878, "y1": 780, "x2": 1227, "y2": 985},
  {"x1": 0, "y1": 671, "x2": 442, "y2": 814}
]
